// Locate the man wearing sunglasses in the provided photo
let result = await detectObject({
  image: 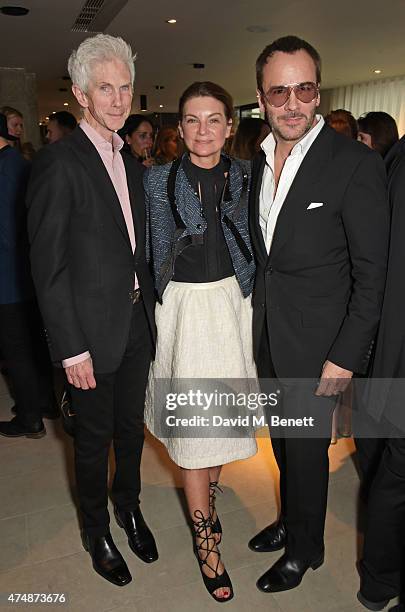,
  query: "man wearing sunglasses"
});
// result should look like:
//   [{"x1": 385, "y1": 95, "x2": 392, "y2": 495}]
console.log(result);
[{"x1": 248, "y1": 36, "x2": 389, "y2": 593}]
